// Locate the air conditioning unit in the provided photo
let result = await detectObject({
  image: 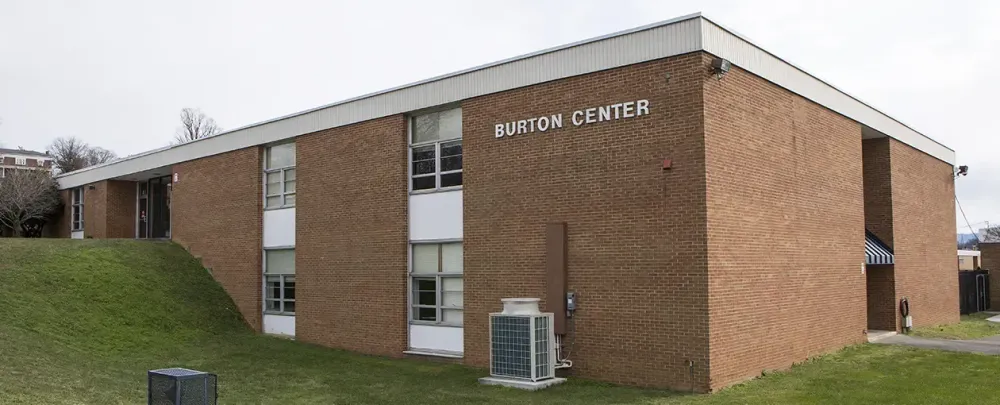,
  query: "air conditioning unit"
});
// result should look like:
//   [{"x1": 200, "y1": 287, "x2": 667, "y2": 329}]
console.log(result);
[
  {"x1": 148, "y1": 368, "x2": 217, "y2": 405},
  {"x1": 488, "y1": 298, "x2": 556, "y2": 382}
]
